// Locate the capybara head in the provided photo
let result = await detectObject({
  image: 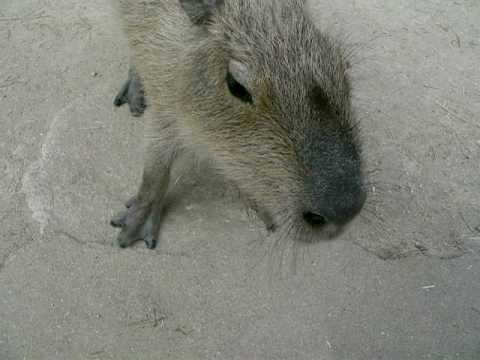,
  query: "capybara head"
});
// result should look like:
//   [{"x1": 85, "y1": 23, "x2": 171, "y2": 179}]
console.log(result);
[{"x1": 179, "y1": 0, "x2": 366, "y2": 241}]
